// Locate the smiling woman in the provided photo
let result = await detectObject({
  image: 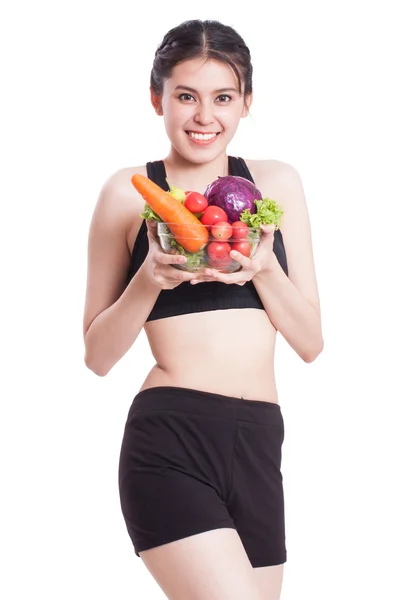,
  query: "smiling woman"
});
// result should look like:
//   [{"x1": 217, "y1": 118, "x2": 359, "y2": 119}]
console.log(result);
[
  {"x1": 83, "y1": 18, "x2": 323, "y2": 600},
  {"x1": 151, "y1": 59, "x2": 251, "y2": 161}
]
